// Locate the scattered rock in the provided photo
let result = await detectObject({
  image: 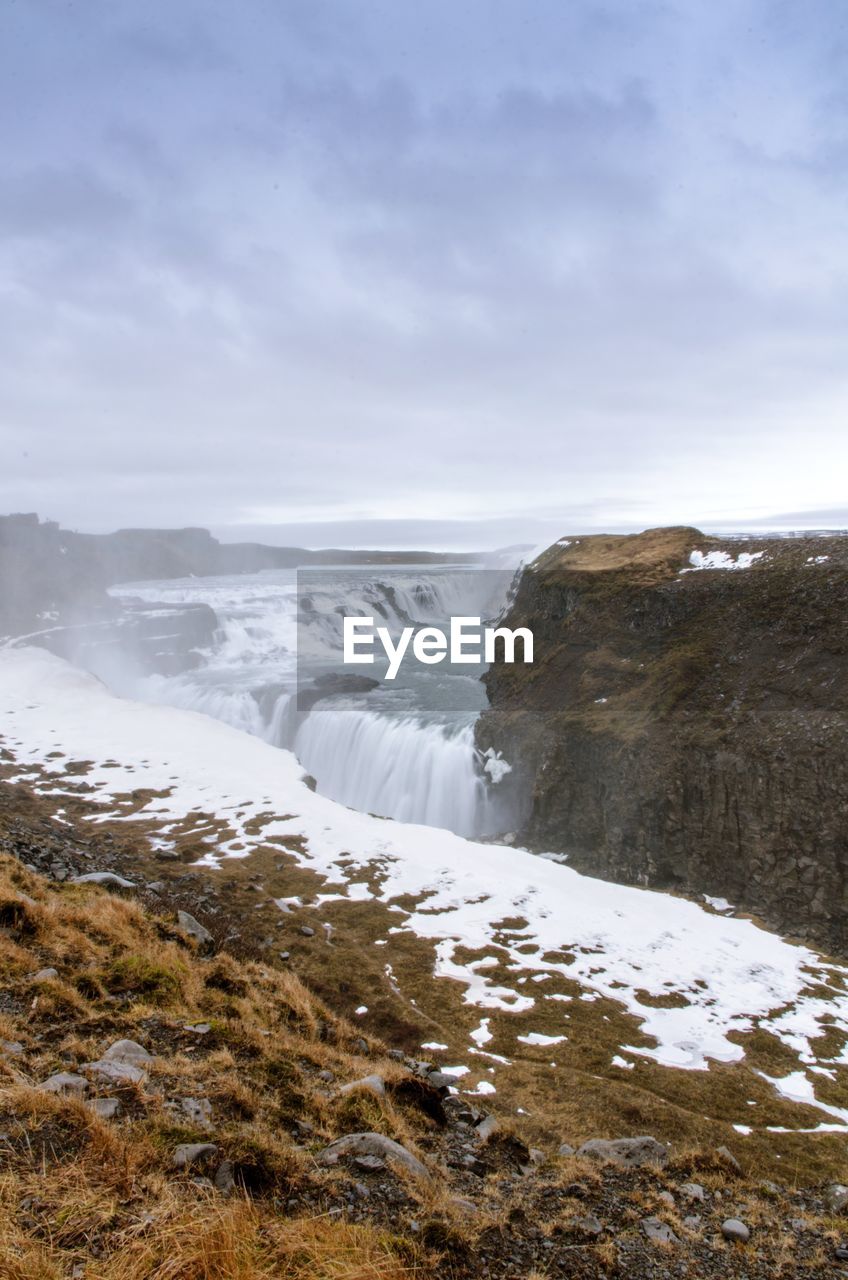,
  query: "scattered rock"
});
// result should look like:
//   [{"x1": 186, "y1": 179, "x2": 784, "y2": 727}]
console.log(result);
[
  {"x1": 825, "y1": 1184, "x2": 848, "y2": 1213},
  {"x1": 317, "y1": 1132, "x2": 431, "y2": 1181},
  {"x1": 317, "y1": 1069, "x2": 334, "y2": 1083},
  {"x1": 29, "y1": 967, "x2": 58, "y2": 983},
  {"x1": 427, "y1": 1071, "x2": 461, "y2": 1090},
  {"x1": 354, "y1": 1155, "x2": 386, "y2": 1172},
  {"x1": 577, "y1": 1135, "x2": 669, "y2": 1169},
  {"x1": 89, "y1": 1097, "x2": 121, "y2": 1120},
  {"x1": 214, "y1": 1160, "x2": 235, "y2": 1195},
  {"x1": 476, "y1": 1115, "x2": 499, "y2": 1141},
  {"x1": 83, "y1": 1059, "x2": 147, "y2": 1086},
  {"x1": 38, "y1": 1072, "x2": 88, "y2": 1097},
  {"x1": 681, "y1": 1181, "x2": 705, "y2": 1202},
  {"x1": 657, "y1": 1190, "x2": 675, "y2": 1208},
  {"x1": 180, "y1": 1097, "x2": 213, "y2": 1126},
  {"x1": 300, "y1": 926, "x2": 315, "y2": 937},
  {"x1": 176, "y1": 910, "x2": 213, "y2": 949},
  {"x1": 721, "y1": 1218, "x2": 751, "y2": 1243},
  {"x1": 0, "y1": 1039, "x2": 24, "y2": 1057},
  {"x1": 641, "y1": 1216, "x2": 678, "y2": 1244},
  {"x1": 716, "y1": 1145, "x2": 742, "y2": 1172},
  {"x1": 102, "y1": 1039, "x2": 153, "y2": 1065},
  {"x1": 683, "y1": 1215, "x2": 702, "y2": 1231},
  {"x1": 338, "y1": 1074, "x2": 385, "y2": 1099},
  {"x1": 72, "y1": 871, "x2": 135, "y2": 890},
  {"x1": 557, "y1": 1142, "x2": 575, "y2": 1157},
  {"x1": 172, "y1": 1143, "x2": 218, "y2": 1169},
  {"x1": 575, "y1": 1214, "x2": 604, "y2": 1236}
]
